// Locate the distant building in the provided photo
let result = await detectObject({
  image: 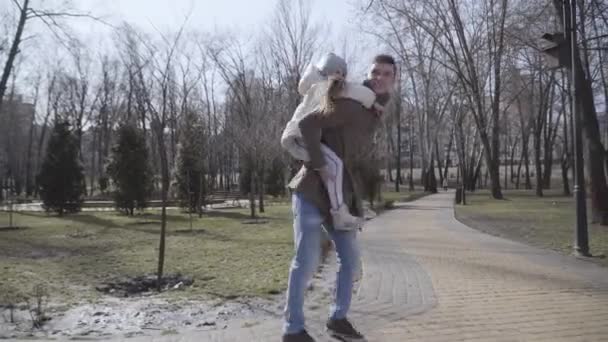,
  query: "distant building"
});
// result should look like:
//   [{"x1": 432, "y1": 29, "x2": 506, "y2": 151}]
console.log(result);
[{"x1": 0, "y1": 94, "x2": 36, "y2": 191}]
